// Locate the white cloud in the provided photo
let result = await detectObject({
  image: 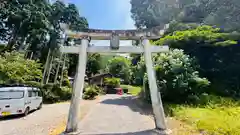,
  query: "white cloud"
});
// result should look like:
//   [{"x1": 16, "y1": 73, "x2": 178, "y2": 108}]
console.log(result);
[{"x1": 114, "y1": 0, "x2": 136, "y2": 29}]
